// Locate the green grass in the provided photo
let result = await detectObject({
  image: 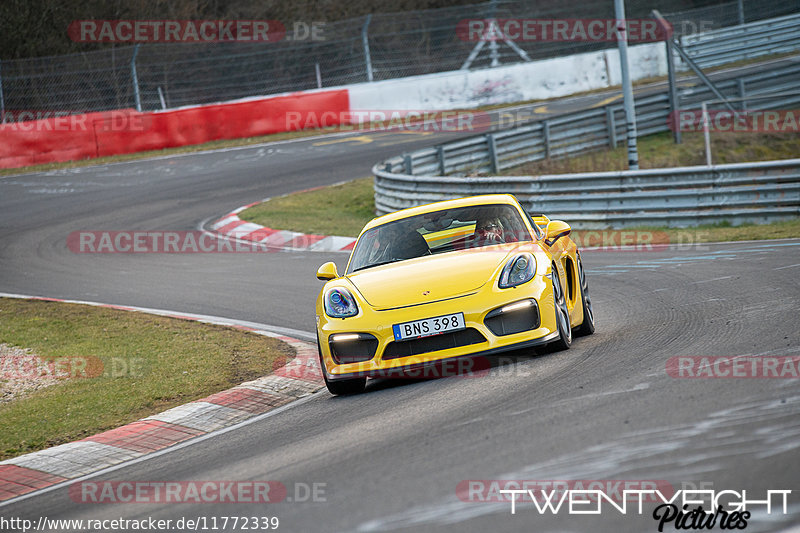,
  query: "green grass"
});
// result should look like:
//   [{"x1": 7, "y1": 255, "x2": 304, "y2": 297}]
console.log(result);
[
  {"x1": 0, "y1": 298, "x2": 293, "y2": 460},
  {"x1": 571, "y1": 218, "x2": 800, "y2": 245},
  {"x1": 238, "y1": 176, "x2": 800, "y2": 243},
  {"x1": 239, "y1": 179, "x2": 377, "y2": 237},
  {"x1": 506, "y1": 131, "x2": 800, "y2": 175}
]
